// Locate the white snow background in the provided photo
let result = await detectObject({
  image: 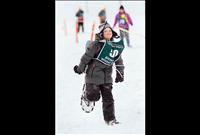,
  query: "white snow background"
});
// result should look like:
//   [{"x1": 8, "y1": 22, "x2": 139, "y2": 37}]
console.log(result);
[{"x1": 56, "y1": 1, "x2": 145, "y2": 135}]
